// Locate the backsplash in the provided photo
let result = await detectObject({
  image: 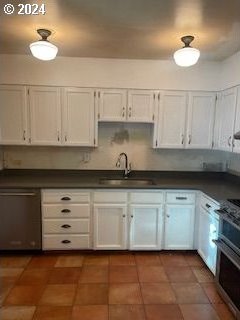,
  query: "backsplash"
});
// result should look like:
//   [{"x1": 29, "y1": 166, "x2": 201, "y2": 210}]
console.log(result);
[
  {"x1": 228, "y1": 152, "x2": 240, "y2": 175},
  {"x1": 2, "y1": 123, "x2": 229, "y2": 171}
]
